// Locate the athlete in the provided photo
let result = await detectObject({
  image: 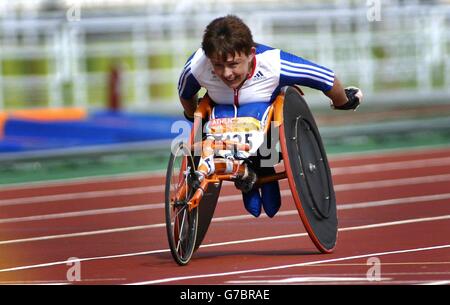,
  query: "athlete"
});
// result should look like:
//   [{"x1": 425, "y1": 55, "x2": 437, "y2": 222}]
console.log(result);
[{"x1": 178, "y1": 15, "x2": 363, "y2": 218}]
